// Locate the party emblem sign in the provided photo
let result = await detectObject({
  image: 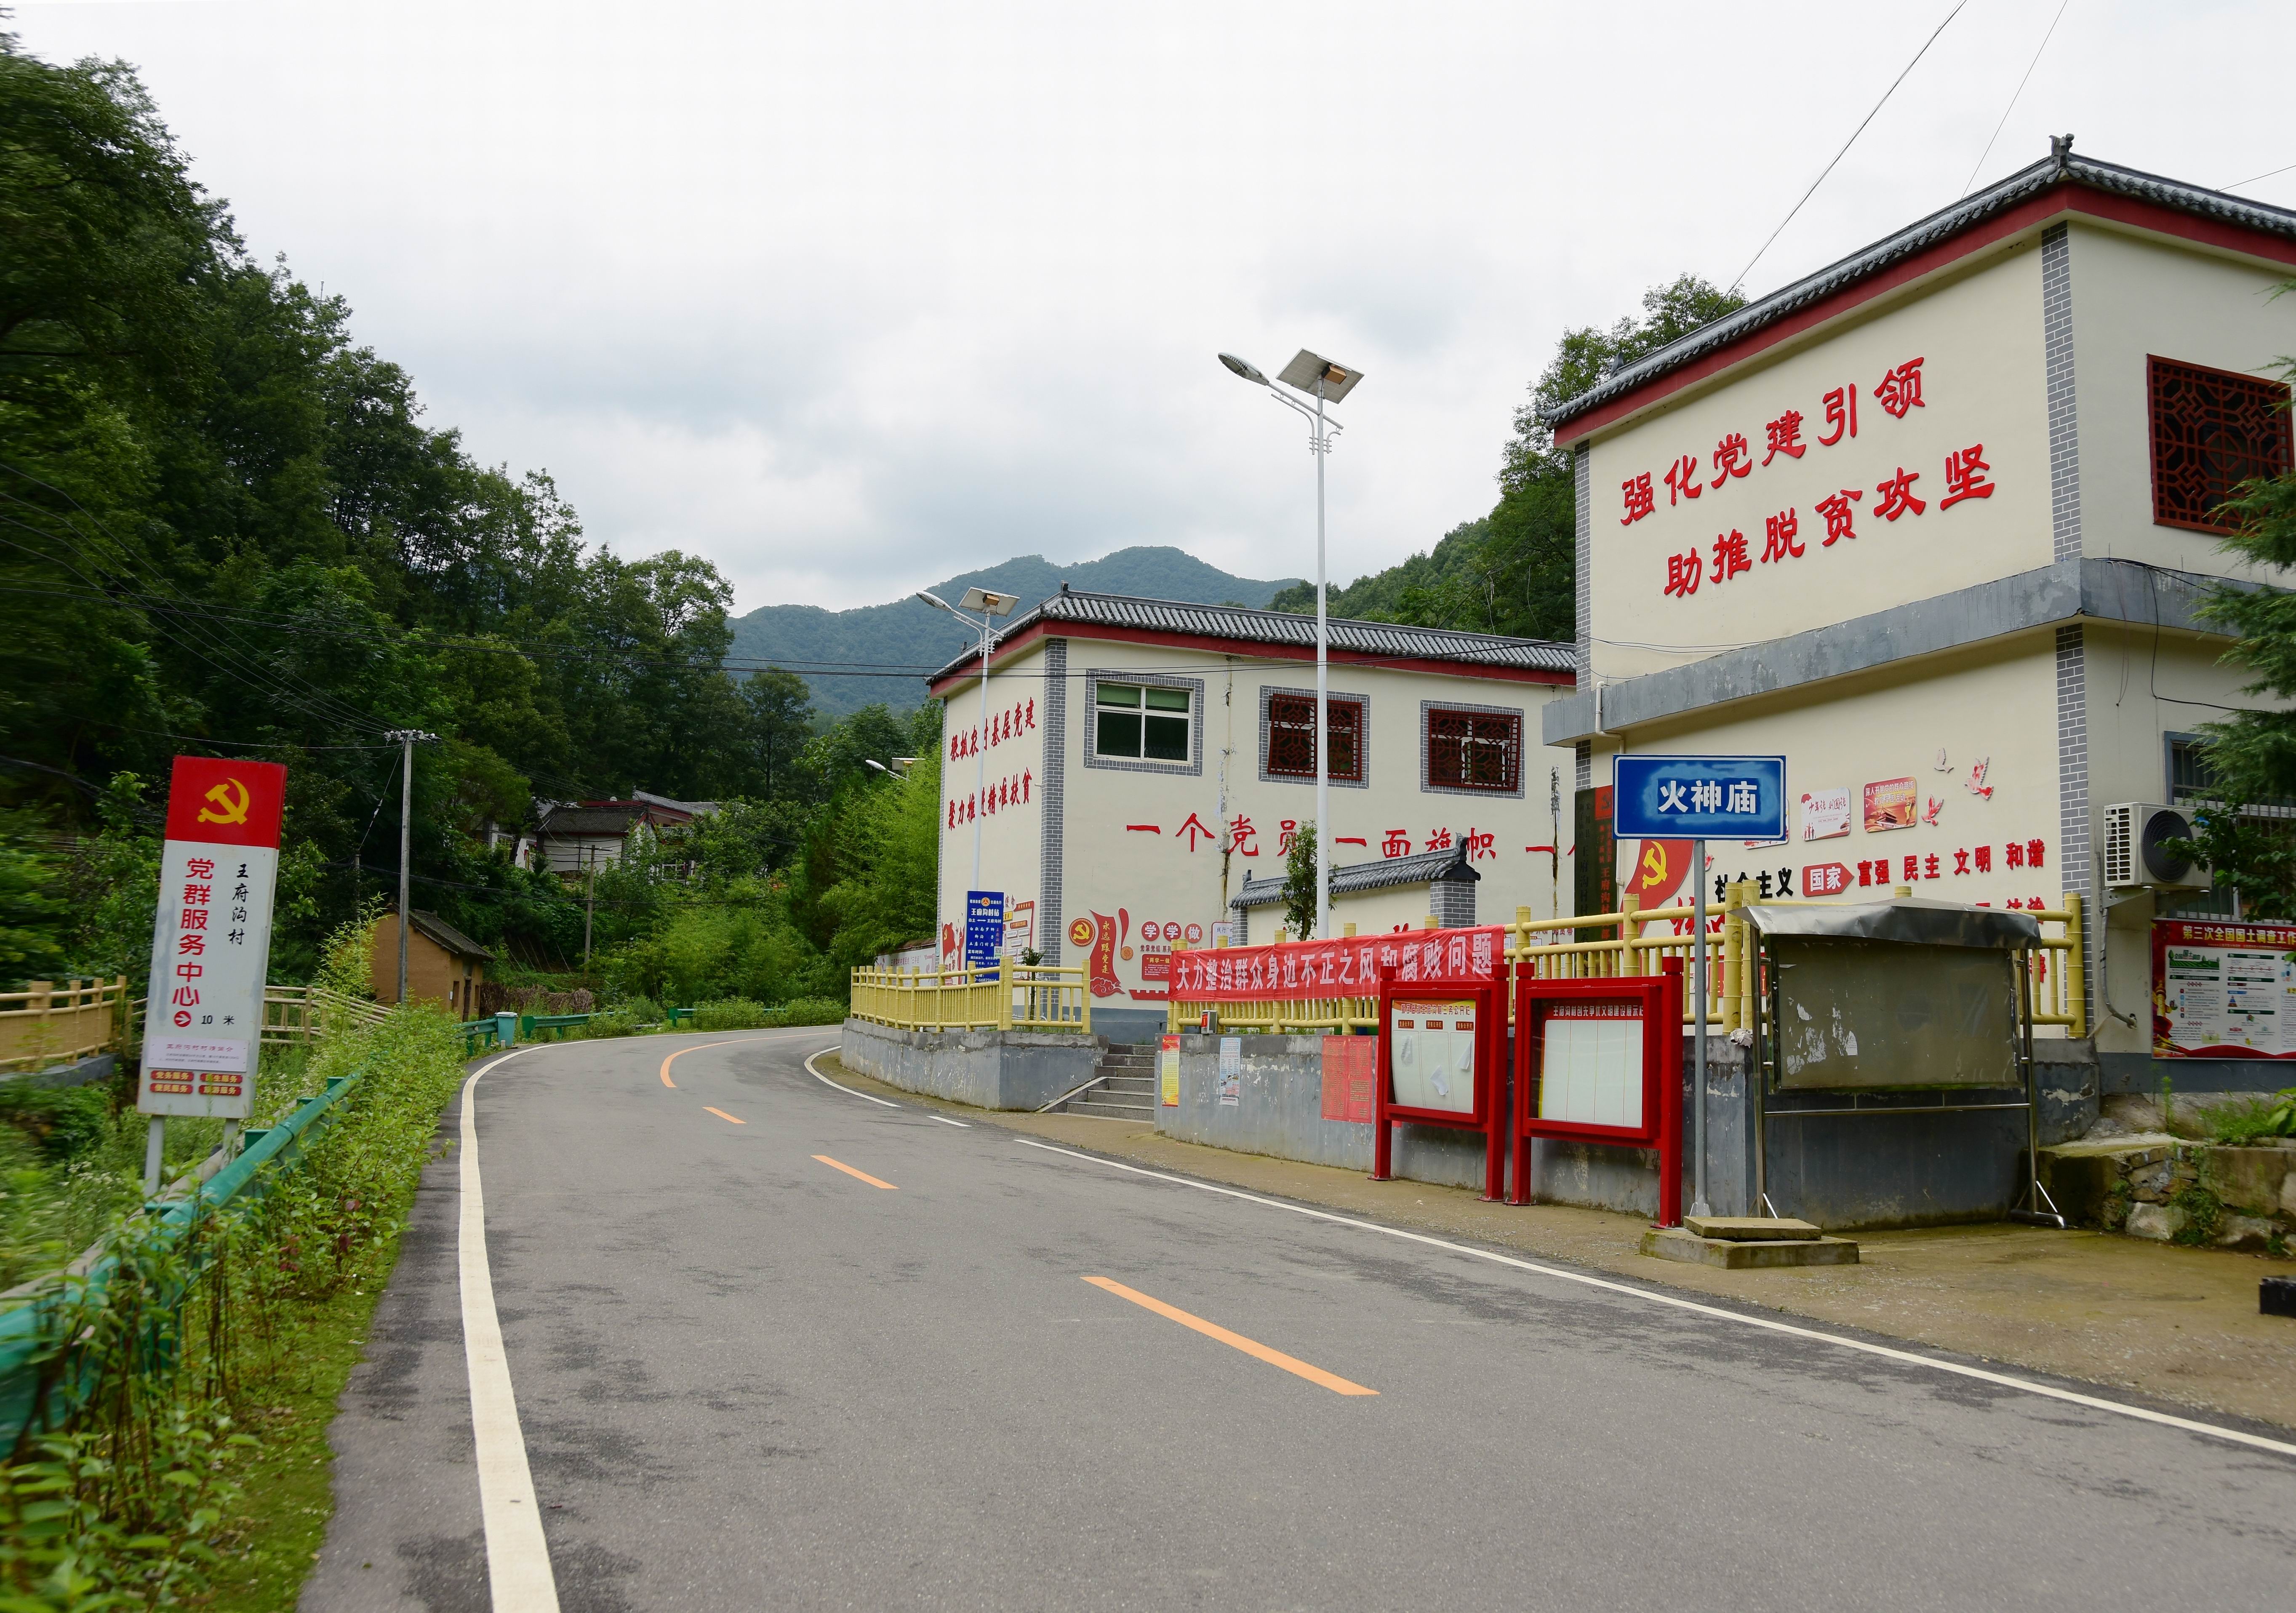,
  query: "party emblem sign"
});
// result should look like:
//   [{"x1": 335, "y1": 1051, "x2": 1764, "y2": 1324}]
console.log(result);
[{"x1": 139, "y1": 756, "x2": 287, "y2": 1119}]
